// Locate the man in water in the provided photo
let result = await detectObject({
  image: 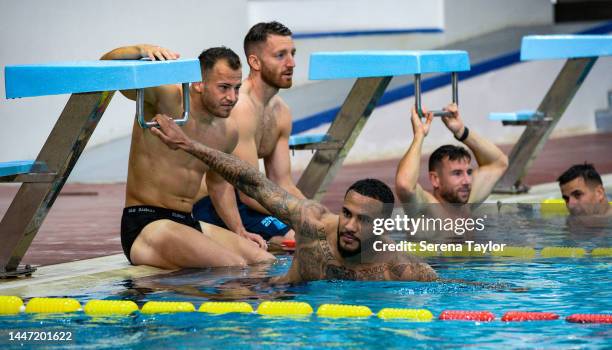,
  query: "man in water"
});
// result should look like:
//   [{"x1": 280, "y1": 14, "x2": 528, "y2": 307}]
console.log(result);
[
  {"x1": 395, "y1": 105, "x2": 508, "y2": 213},
  {"x1": 558, "y1": 163, "x2": 611, "y2": 217},
  {"x1": 150, "y1": 115, "x2": 437, "y2": 282},
  {"x1": 193, "y1": 21, "x2": 303, "y2": 249},
  {"x1": 558, "y1": 163, "x2": 612, "y2": 231},
  {"x1": 101, "y1": 44, "x2": 273, "y2": 269}
]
